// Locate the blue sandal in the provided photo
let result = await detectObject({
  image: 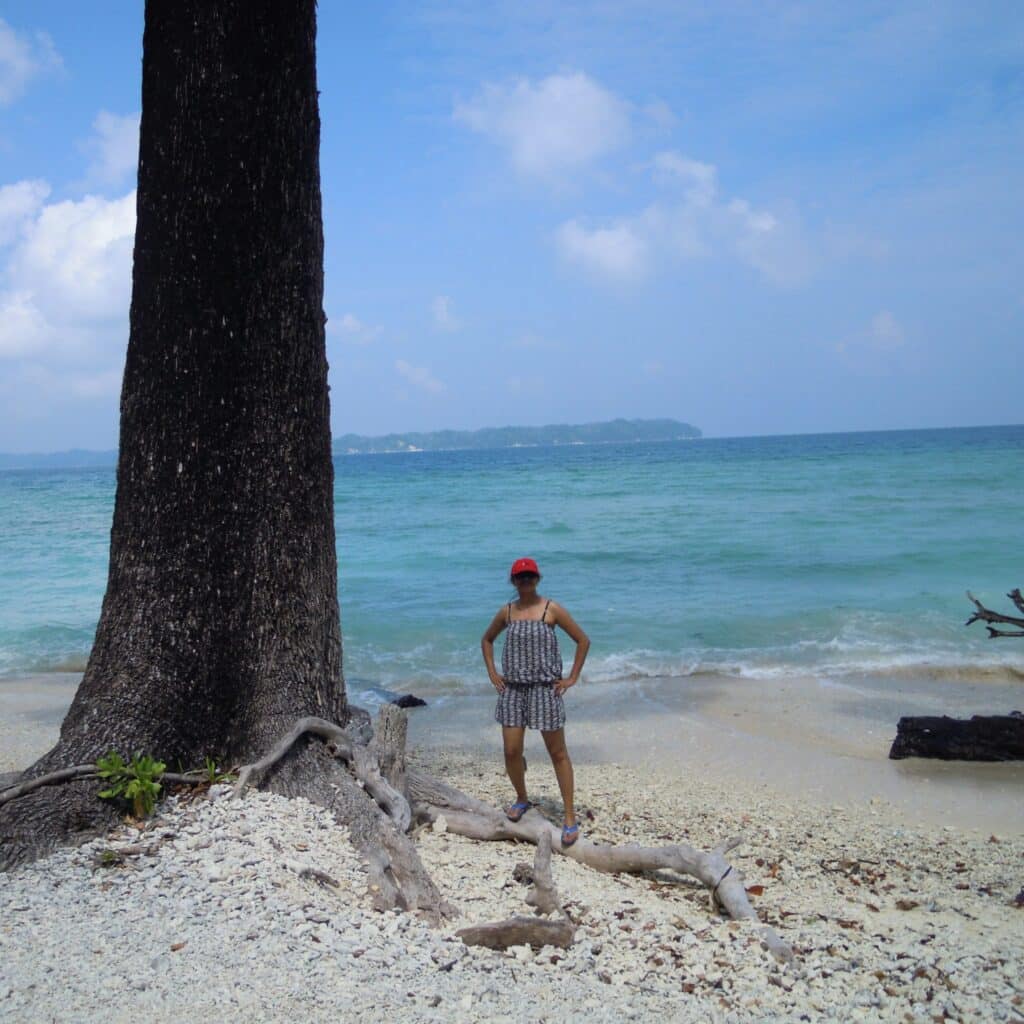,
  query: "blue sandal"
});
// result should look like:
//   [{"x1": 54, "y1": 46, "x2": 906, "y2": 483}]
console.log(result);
[
  {"x1": 506, "y1": 800, "x2": 532, "y2": 822},
  {"x1": 561, "y1": 822, "x2": 581, "y2": 847}
]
